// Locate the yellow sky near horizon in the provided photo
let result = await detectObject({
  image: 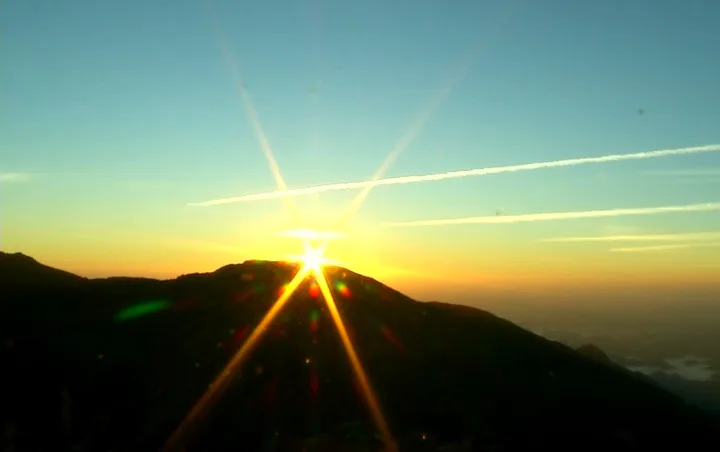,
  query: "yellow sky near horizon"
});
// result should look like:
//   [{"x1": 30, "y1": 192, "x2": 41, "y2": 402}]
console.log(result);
[{"x1": 4, "y1": 220, "x2": 718, "y2": 304}]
